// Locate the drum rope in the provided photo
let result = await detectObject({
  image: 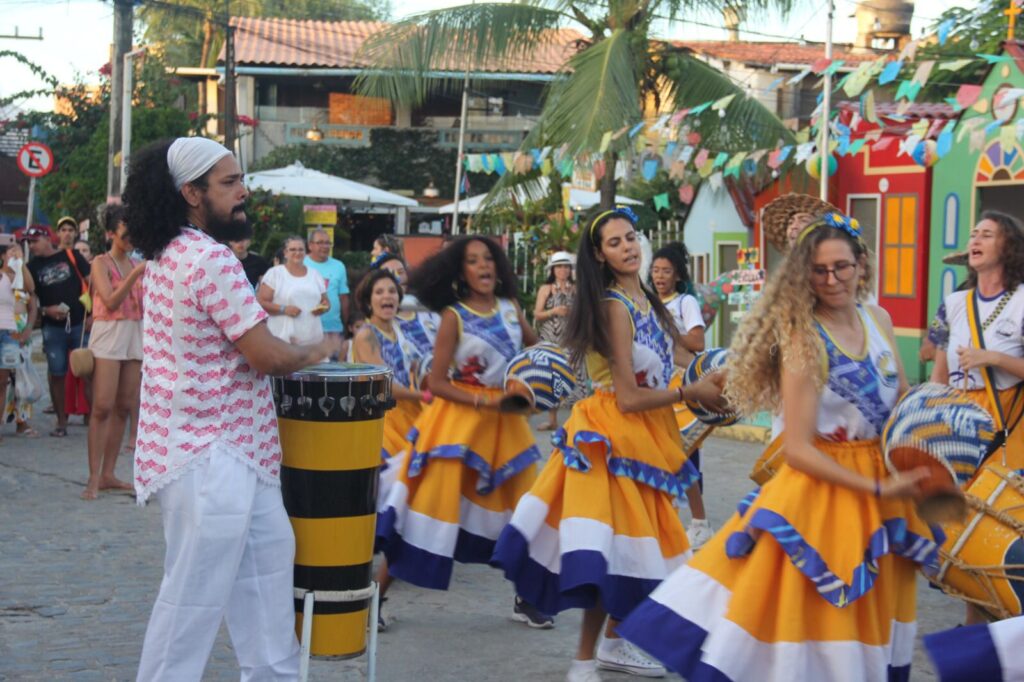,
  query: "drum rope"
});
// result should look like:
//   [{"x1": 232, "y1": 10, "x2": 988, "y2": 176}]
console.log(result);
[{"x1": 293, "y1": 586, "x2": 377, "y2": 603}]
